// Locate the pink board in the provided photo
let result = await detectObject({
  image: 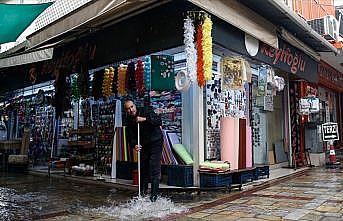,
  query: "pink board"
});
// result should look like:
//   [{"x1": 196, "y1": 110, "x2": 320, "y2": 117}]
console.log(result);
[
  {"x1": 246, "y1": 125, "x2": 252, "y2": 168},
  {"x1": 220, "y1": 117, "x2": 239, "y2": 170}
]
